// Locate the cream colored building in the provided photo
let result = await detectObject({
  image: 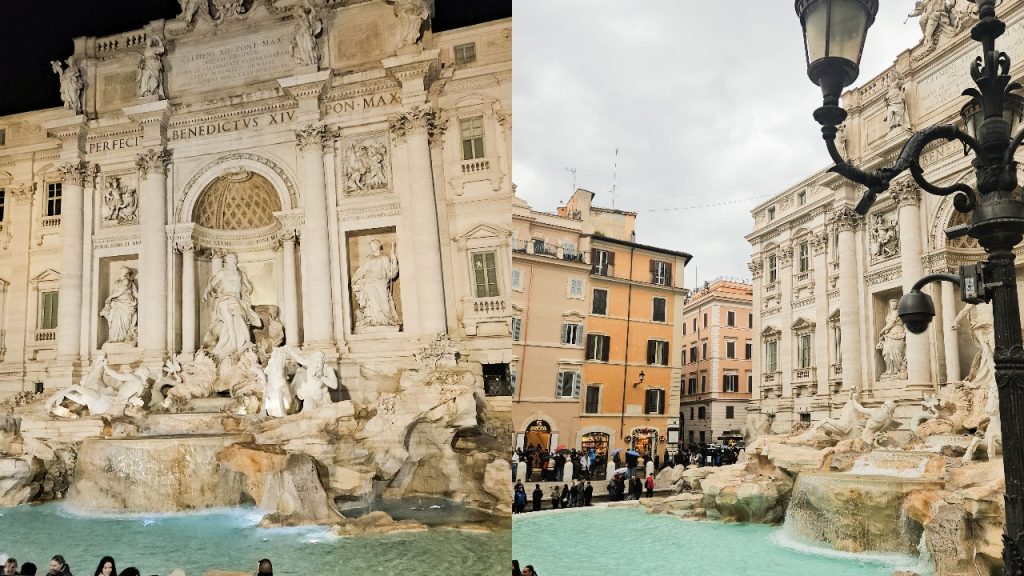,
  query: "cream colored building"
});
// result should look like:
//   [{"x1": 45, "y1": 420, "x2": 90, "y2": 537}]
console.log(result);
[
  {"x1": 746, "y1": 2, "x2": 1024, "y2": 429},
  {"x1": 0, "y1": 2, "x2": 512, "y2": 396}
]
